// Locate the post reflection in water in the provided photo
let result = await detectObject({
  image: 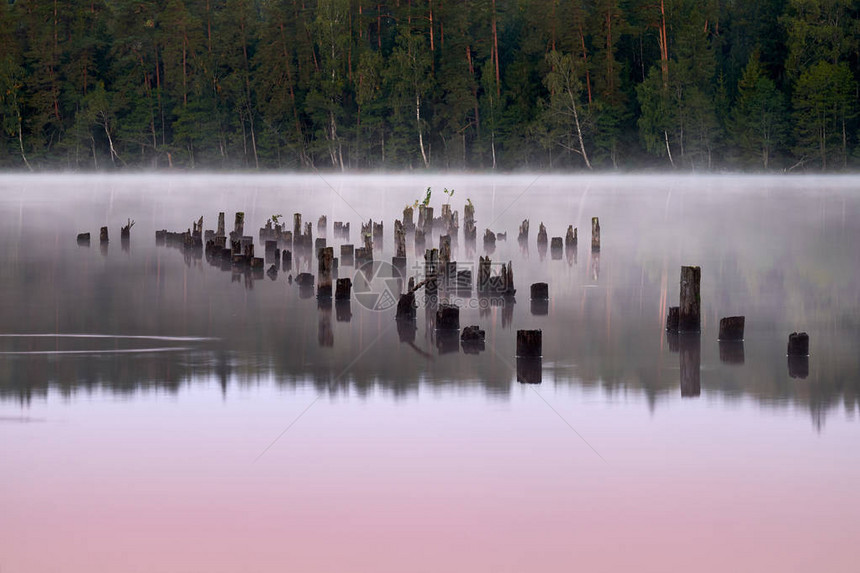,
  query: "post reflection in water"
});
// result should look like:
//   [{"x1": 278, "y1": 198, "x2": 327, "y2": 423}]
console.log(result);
[
  {"x1": 719, "y1": 340, "x2": 745, "y2": 365},
  {"x1": 679, "y1": 333, "x2": 701, "y2": 398}
]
